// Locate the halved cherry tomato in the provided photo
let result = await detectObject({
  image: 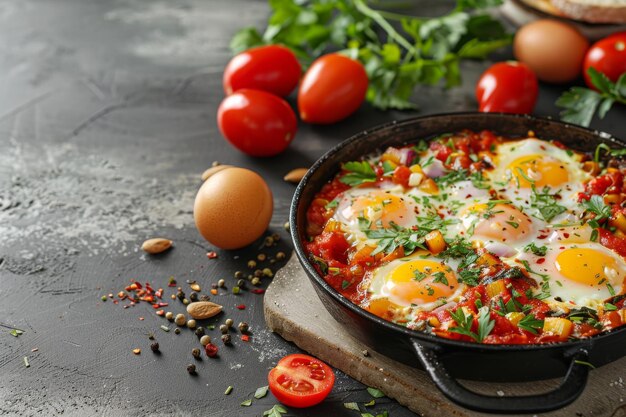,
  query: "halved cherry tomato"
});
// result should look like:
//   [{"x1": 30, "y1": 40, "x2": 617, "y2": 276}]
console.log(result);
[
  {"x1": 217, "y1": 89, "x2": 297, "y2": 157},
  {"x1": 268, "y1": 353, "x2": 335, "y2": 408},
  {"x1": 583, "y1": 32, "x2": 626, "y2": 90},
  {"x1": 223, "y1": 45, "x2": 301, "y2": 97},
  {"x1": 475, "y1": 61, "x2": 538, "y2": 114},
  {"x1": 298, "y1": 54, "x2": 368, "y2": 124}
]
